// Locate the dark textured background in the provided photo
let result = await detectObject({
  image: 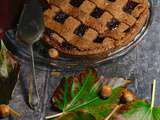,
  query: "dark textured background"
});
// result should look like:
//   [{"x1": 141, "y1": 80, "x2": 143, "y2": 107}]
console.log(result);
[{"x1": 1, "y1": 3, "x2": 160, "y2": 120}]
